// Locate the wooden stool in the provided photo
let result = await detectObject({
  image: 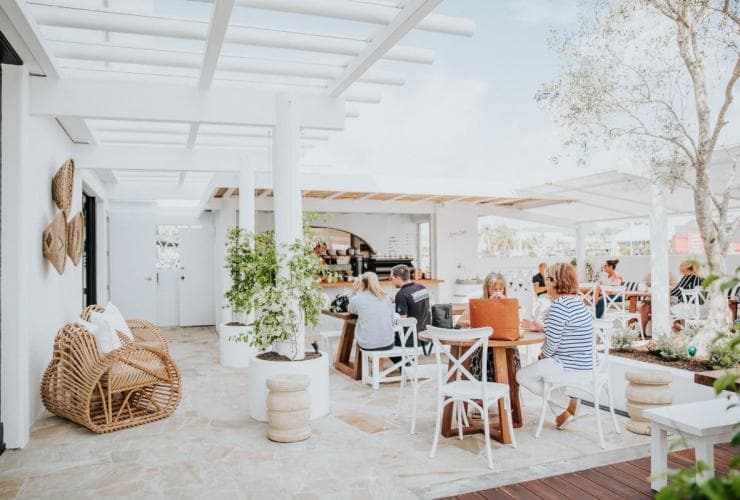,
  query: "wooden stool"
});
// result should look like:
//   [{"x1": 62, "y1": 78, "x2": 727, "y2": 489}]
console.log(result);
[
  {"x1": 624, "y1": 369, "x2": 673, "y2": 435},
  {"x1": 266, "y1": 374, "x2": 311, "y2": 443}
]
